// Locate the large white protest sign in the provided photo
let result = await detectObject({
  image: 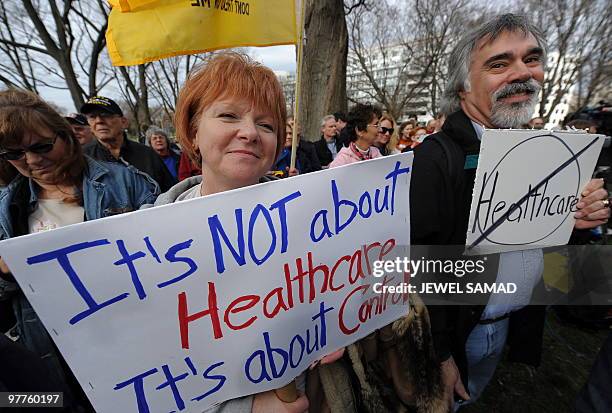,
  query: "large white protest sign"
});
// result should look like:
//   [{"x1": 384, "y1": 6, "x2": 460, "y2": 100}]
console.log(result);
[
  {"x1": 0, "y1": 153, "x2": 413, "y2": 413},
  {"x1": 466, "y1": 130, "x2": 604, "y2": 254}
]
